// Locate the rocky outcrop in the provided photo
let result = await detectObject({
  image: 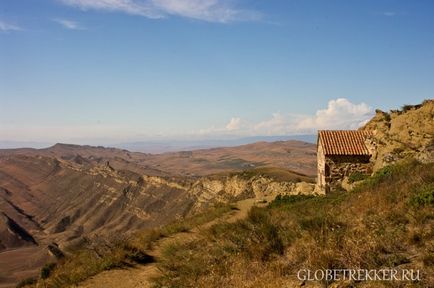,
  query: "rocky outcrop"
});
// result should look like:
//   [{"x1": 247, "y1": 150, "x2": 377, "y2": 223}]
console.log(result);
[
  {"x1": 118, "y1": 169, "x2": 318, "y2": 214},
  {"x1": 362, "y1": 99, "x2": 434, "y2": 170},
  {"x1": 187, "y1": 174, "x2": 316, "y2": 213}
]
